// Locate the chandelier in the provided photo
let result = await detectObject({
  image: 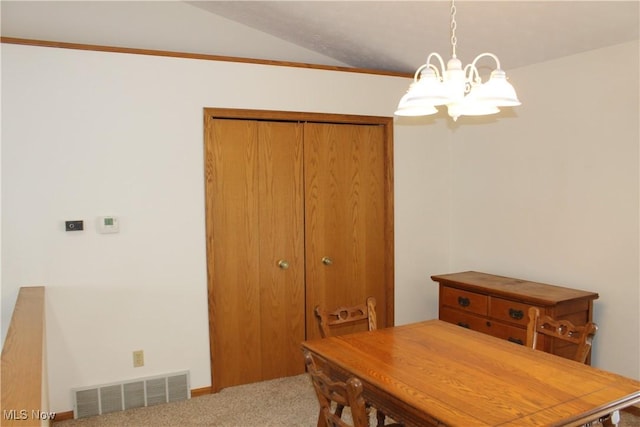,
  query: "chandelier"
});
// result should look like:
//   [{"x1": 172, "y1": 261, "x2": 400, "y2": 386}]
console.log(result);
[{"x1": 395, "y1": 0, "x2": 521, "y2": 121}]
